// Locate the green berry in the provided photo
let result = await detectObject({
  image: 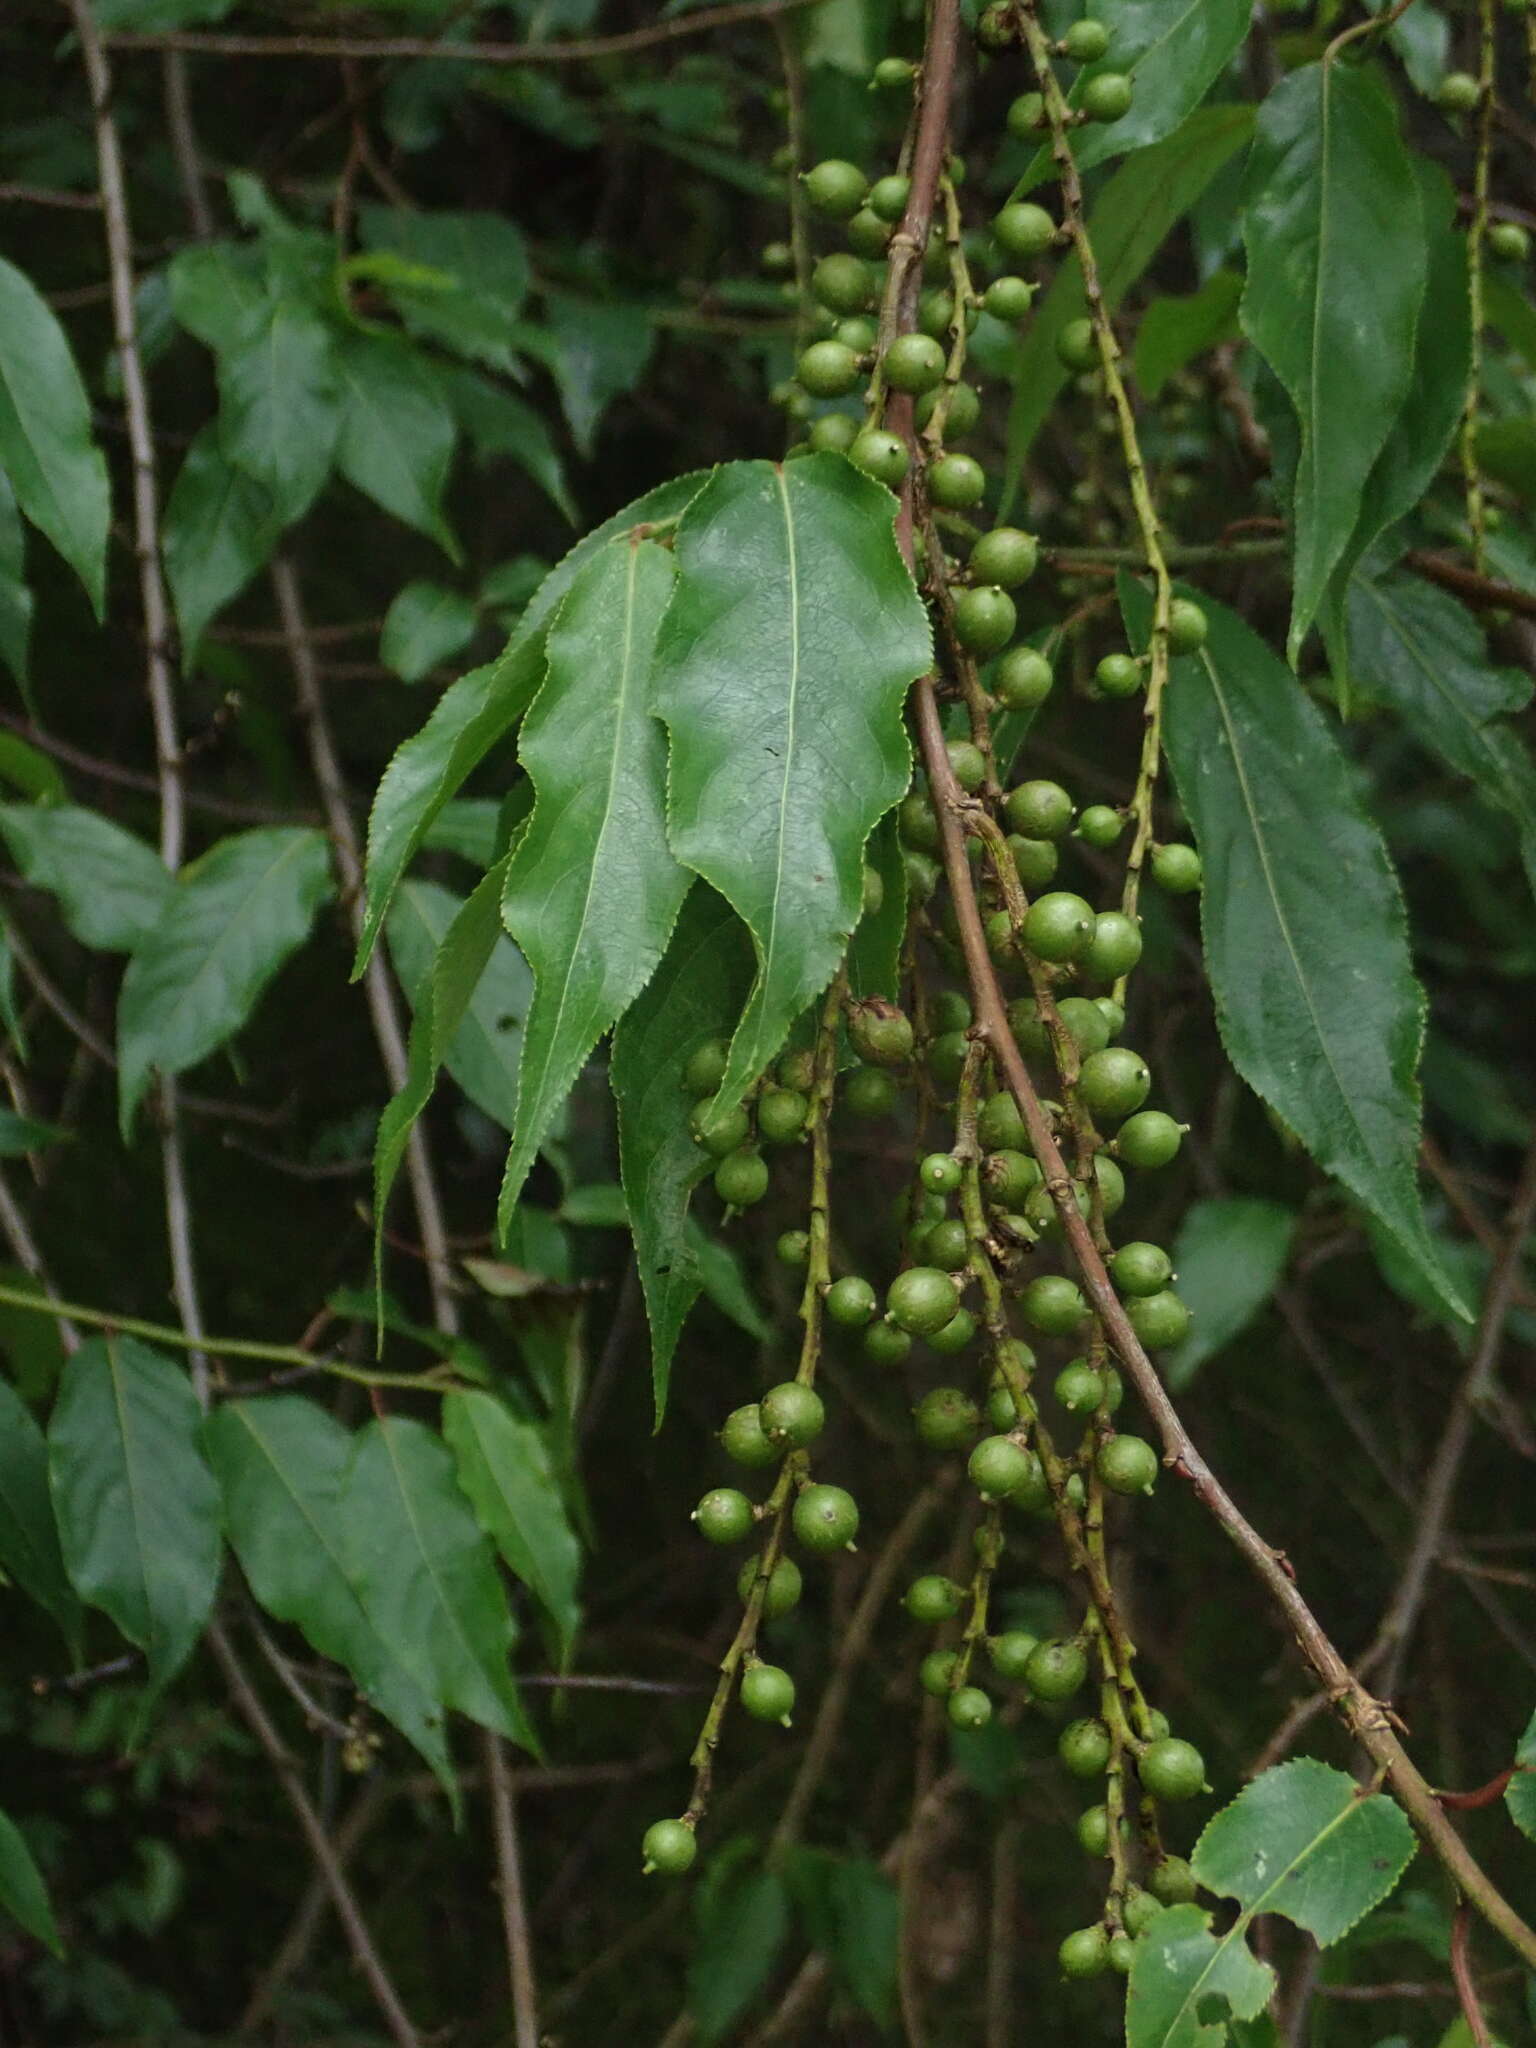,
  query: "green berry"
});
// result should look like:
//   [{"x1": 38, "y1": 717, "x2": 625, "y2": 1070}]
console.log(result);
[
  {"x1": 722, "y1": 1404, "x2": 778, "y2": 1468},
  {"x1": 920, "y1": 1648, "x2": 960, "y2": 1697},
  {"x1": 1490, "y1": 220, "x2": 1531, "y2": 263},
  {"x1": 899, "y1": 790, "x2": 941, "y2": 851},
  {"x1": 1111, "y1": 1242, "x2": 1173, "y2": 1296},
  {"x1": 1022, "y1": 1274, "x2": 1088, "y2": 1336},
  {"x1": 1140, "y1": 1735, "x2": 1206, "y2": 1801},
  {"x1": 684, "y1": 1038, "x2": 730, "y2": 1096},
  {"x1": 694, "y1": 1487, "x2": 755, "y2": 1544},
  {"x1": 1003, "y1": 1446, "x2": 1048, "y2": 1510},
  {"x1": 1025, "y1": 1637, "x2": 1088, "y2": 1701},
  {"x1": 761, "y1": 241, "x2": 793, "y2": 274},
  {"x1": 1057, "y1": 996, "x2": 1111, "y2": 1056},
  {"x1": 987, "y1": 1385, "x2": 1018, "y2": 1429},
  {"x1": 1149, "y1": 1854, "x2": 1198, "y2": 1904},
  {"x1": 1108, "y1": 1933, "x2": 1136, "y2": 1975},
  {"x1": 1095, "y1": 996, "x2": 1125, "y2": 1038},
  {"x1": 1005, "y1": 779, "x2": 1074, "y2": 840},
  {"x1": 928, "y1": 1308, "x2": 977, "y2": 1355},
  {"x1": 845, "y1": 1066, "x2": 899, "y2": 1117},
  {"x1": 813, "y1": 253, "x2": 873, "y2": 315},
  {"x1": 978, "y1": 1091, "x2": 1029, "y2": 1152},
  {"x1": 777, "y1": 1049, "x2": 816, "y2": 1093},
  {"x1": 757, "y1": 1087, "x2": 809, "y2": 1143},
  {"x1": 913, "y1": 1384, "x2": 979, "y2": 1449},
  {"x1": 1166, "y1": 596, "x2": 1208, "y2": 653},
  {"x1": 1056, "y1": 317, "x2": 1097, "y2": 371},
  {"x1": 1005, "y1": 91, "x2": 1046, "y2": 139},
  {"x1": 994, "y1": 200, "x2": 1056, "y2": 259},
  {"x1": 741, "y1": 1662, "x2": 796, "y2": 1724},
  {"x1": 967, "y1": 1433, "x2": 1032, "y2": 1500},
  {"x1": 1081, "y1": 70, "x2": 1132, "y2": 121},
  {"x1": 989, "y1": 1629, "x2": 1038, "y2": 1681},
  {"x1": 926, "y1": 1029, "x2": 969, "y2": 1088},
  {"x1": 803, "y1": 158, "x2": 868, "y2": 218},
  {"x1": 738, "y1": 1554, "x2": 803, "y2": 1617},
  {"x1": 1059, "y1": 1925, "x2": 1110, "y2": 1978},
  {"x1": 1122, "y1": 1886, "x2": 1164, "y2": 1936},
  {"x1": 777, "y1": 1228, "x2": 810, "y2": 1268},
  {"x1": 1054, "y1": 1360, "x2": 1104, "y2": 1413},
  {"x1": 1097, "y1": 1433, "x2": 1159, "y2": 1495},
  {"x1": 869, "y1": 172, "x2": 912, "y2": 220},
  {"x1": 1077, "y1": 1046, "x2": 1151, "y2": 1122},
  {"x1": 993, "y1": 646, "x2": 1053, "y2": 709},
  {"x1": 809, "y1": 412, "x2": 858, "y2": 454},
  {"x1": 1008, "y1": 834, "x2": 1059, "y2": 891},
  {"x1": 925, "y1": 1218, "x2": 971, "y2": 1272},
  {"x1": 847, "y1": 208, "x2": 893, "y2": 259},
  {"x1": 1023, "y1": 890, "x2": 1096, "y2": 963},
  {"x1": 970, "y1": 527, "x2": 1038, "y2": 588},
  {"x1": 792, "y1": 1482, "x2": 859, "y2": 1551},
  {"x1": 1058, "y1": 1716, "x2": 1111, "y2": 1777},
  {"x1": 905, "y1": 1573, "x2": 964, "y2": 1623},
  {"x1": 946, "y1": 739, "x2": 988, "y2": 793},
  {"x1": 1064, "y1": 15, "x2": 1110, "y2": 59},
  {"x1": 983, "y1": 1149, "x2": 1040, "y2": 1207},
  {"x1": 642, "y1": 1817, "x2": 697, "y2": 1875},
  {"x1": 882, "y1": 332, "x2": 947, "y2": 395},
  {"x1": 929, "y1": 452, "x2": 987, "y2": 510},
  {"x1": 1095, "y1": 651, "x2": 1142, "y2": 698},
  {"x1": 954, "y1": 586, "x2": 1017, "y2": 656},
  {"x1": 984, "y1": 274, "x2": 1036, "y2": 322},
  {"x1": 919, "y1": 1152, "x2": 963, "y2": 1196},
  {"x1": 1126, "y1": 1289, "x2": 1191, "y2": 1351},
  {"x1": 1434, "y1": 70, "x2": 1481, "y2": 114},
  {"x1": 872, "y1": 55, "x2": 916, "y2": 88},
  {"x1": 834, "y1": 319, "x2": 878, "y2": 359},
  {"x1": 1085, "y1": 910, "x2": 1142, "y2": 981},
  {"x1": 849, "y1": 999, "x2": 915, "y2": 1067},
  {"x1": 888, "y1": 1266, "x2": 961, "y2": 1335},
  {"x1": 797, "y1": 340, "x2": 861, "y2": 398},
  {"x1": 691, "y1": 1100, "x2": 751, "y2": 1156},
  {"x1": 948, "y1": 1685, "x2": 993, "y2": 1730},
  {"x1": 915, "y1": 380, "x2": 981, "y2": 435},
  {"x1": 1151, "y1": 842, "x2": 1202, "y2": 893},
  {"x1": 760, "y1": 1381, "x2": 825, "y2": 1449},
  {"x1": 1076, "y1": 1803, "x2": 1110, "y2": 1855},
  {"x1": 863, "y1": 1318, "x2": 912, "y2": 1366},
  {"x1": 715, "y1": 1147, "x2": 769, "y2": 1206},
  {"x1": 850, "y1": 428, "x2": 909, "y2": 486},
  {"x1": 1077, "y1": 805, "x2": 1123, "y2": 849},
  {"x1": 826, "y1": 1275, "x2": 878, "y2": 1328},
  {"x1": 1115, "y1": 1109, "x2": 1184, "y2": 1168},
  {"x1": 1094, "y1": 1154, "x2": 1125, "y2": 1218}
]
